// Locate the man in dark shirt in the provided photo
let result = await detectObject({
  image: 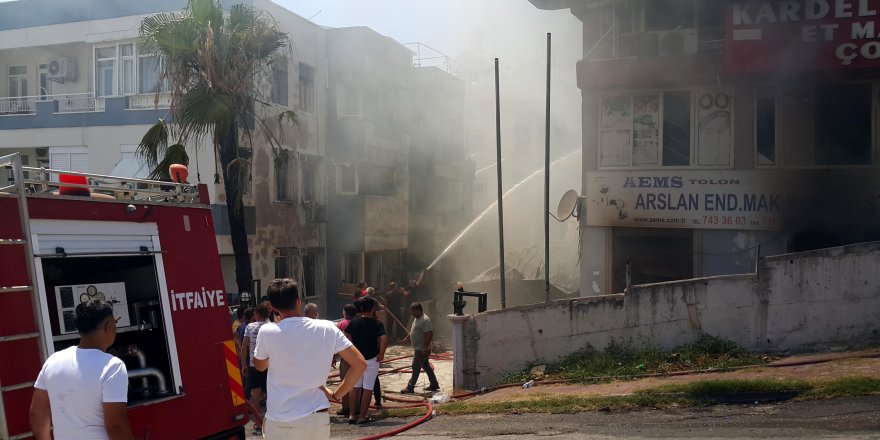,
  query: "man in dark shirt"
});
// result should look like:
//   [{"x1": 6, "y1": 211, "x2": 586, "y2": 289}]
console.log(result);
[{"x1": 344, "y1": 296, "x2": 387, "y2": 424}]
